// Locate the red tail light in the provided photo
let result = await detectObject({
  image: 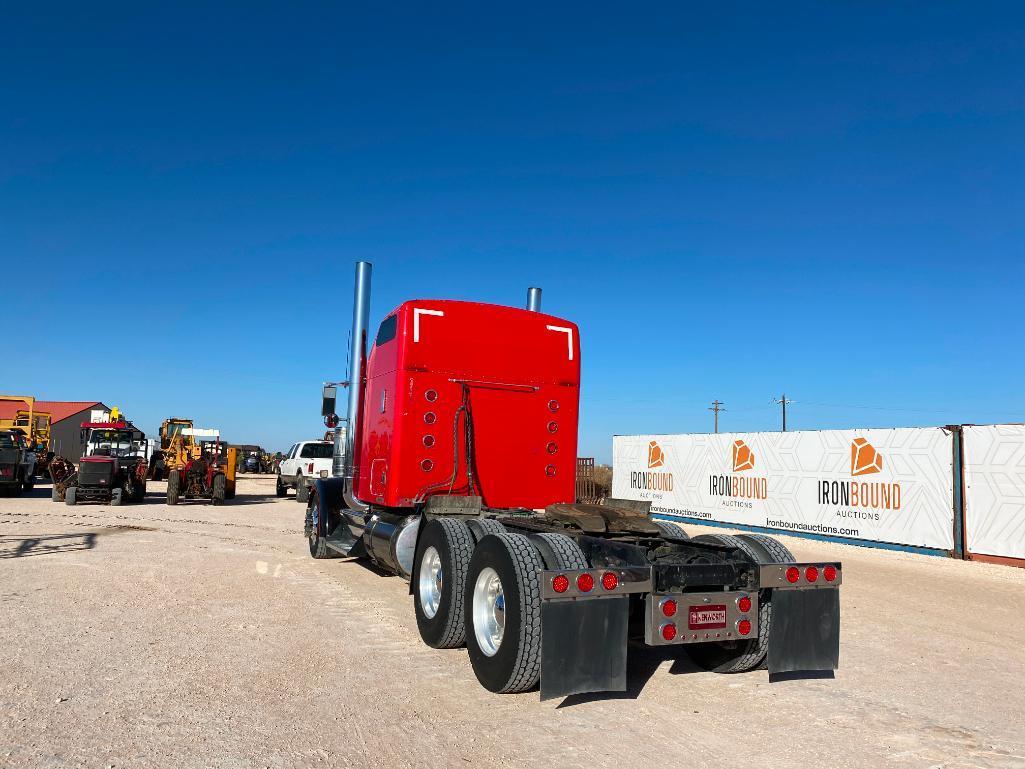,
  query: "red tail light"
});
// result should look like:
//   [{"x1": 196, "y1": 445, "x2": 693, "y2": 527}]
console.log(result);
[
  {"x1": 661, "y1": 623, "x2": 677, "y2": 641},
  {"x1": 552, "y1": 575, "x2": 569, "y2": 594},
  {"x1": 601, "y1": 572, "x2": 618, "y2": 591},
  {"x1": 786, "y1": 567, "x2": 800, "y2": 583},
  {"x1": 660, "y1": 599, "x2": 677, "y2": 617},
  {"x1": 737, "y1": 619, "x2": 752, "y2": 636},
  {"x1": 823, "y1": 565, "x2": 837, "y2": 582},
  {"x1": 737, "y1": 595, "x2": 752, "y2": 613},
  {"x1": 577, "y1": 573, "x2": 594, "y2": 592},
  {"x1": 805, "y1": 566, "x2": 819, "y2": 583},
  {"x1": 308, "y1": 462, "x2": 314, "y2": 473}
]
